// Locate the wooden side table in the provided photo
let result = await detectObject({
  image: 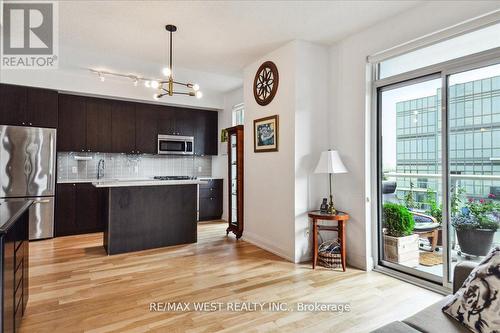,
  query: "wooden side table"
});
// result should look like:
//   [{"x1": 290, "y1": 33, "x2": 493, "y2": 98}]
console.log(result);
[{"x1": 308, "y1": 210, "x2": 350, "y2": 271}]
